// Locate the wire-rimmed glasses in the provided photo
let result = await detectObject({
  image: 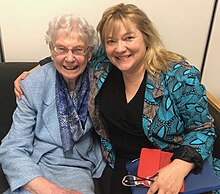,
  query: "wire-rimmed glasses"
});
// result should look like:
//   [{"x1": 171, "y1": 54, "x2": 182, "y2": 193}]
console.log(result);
[
  {"x1": 122, "y1": 173, "x2": 158, "y2": 188},
  {"x1": 53, "y1": 46, "x2": 89, "y2": 56}
]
